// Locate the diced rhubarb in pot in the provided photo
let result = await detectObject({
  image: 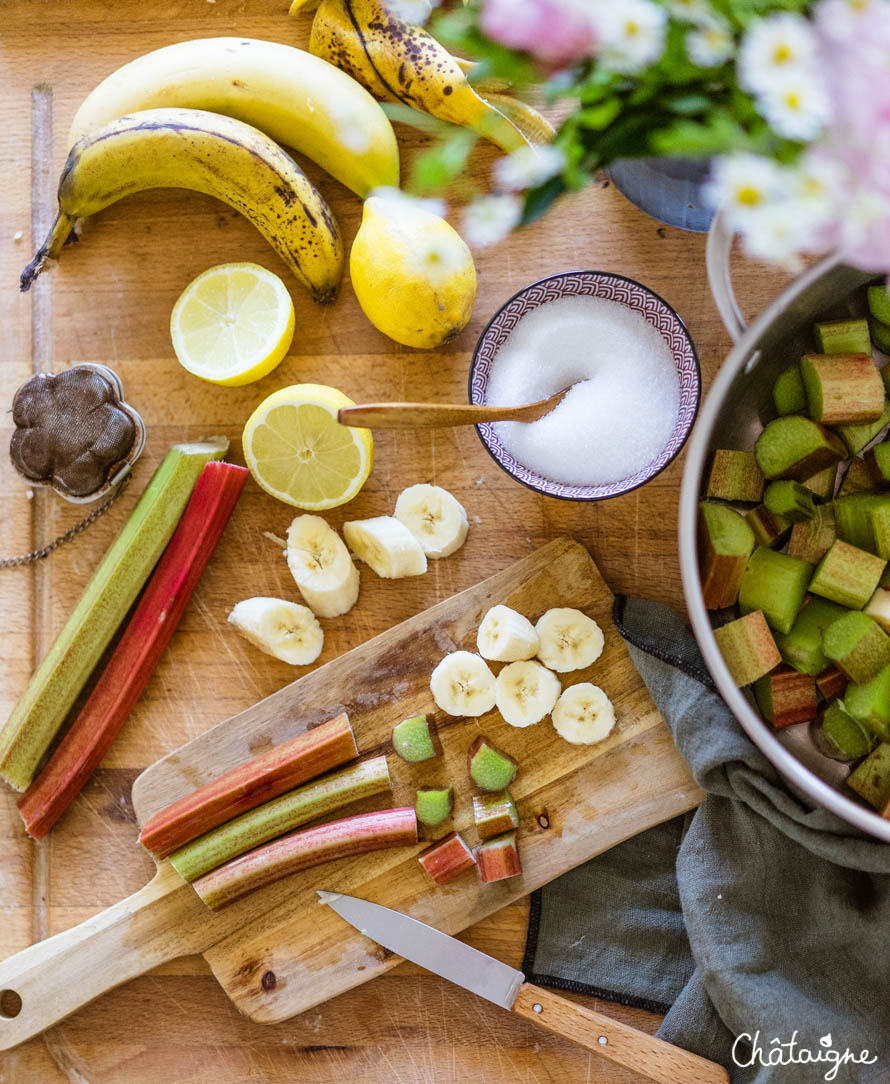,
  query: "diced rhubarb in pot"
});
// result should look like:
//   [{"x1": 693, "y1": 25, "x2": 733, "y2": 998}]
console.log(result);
[
  {"x1": 705, "y1": 450, "x2": 764, "y2": 503},
  {"x1": 847, "y1": 743, "x2": 890, "y2": 810},
  {"x1": 811, "y1": 702, "x2": 875, "y2": 762},
  {"x1": 714, "y1": 612, "x2": 781, "y2": 687},
  {"x1": 754, "y1": 667, "x2": 818, "y2": 728},
  {"x1": 698, "y1": 502, "x2": 756, "y2": 610},
  {"x1": 772, "y1": 367, "x2": 807, "y2": 416},
  {"x1": 774, "y1": 596, "x2": 846, "y2": 676},
  {"x1": 823, "y1": 611, "x2": 890, "y2": 685},
  {"x1": 800, "y1": 466, "x2": 837, "y2": 501},
  {"x1": 815, "y1": 666, "x2": 847, "y2": 703},
  {"x1": 808, "y1": 539, "x2": 886, "y2": 610},
  {"x1": 737, "y1": 547, "x2": 813, "y2": 635},
  {"x1": 786, "y1": 505, "x2": 836, "y2": 564},
  {"x1": 800, "y1": 353, "x2": 884, "y2": 426},
  {"x1": 763, "y1": 480, "x2": 816, "y2": 523},
  {"x1": 836, "y1": 457, "x2": 874, "y2": 497},
  {"x1": 843, "y1": 665, "x2": 890, "y2": 742},
  {"x1": 754, "y1": 416, "x2": 845, "y2": 481},
  {"x1": 814, "y1": 318, "x2": 871, "y2": 356},
  {"x1": 745, "y1": 505, "x2": 791, "y2": 549},
  {"x1": 418, "y1": 831, "x2": 477, "y2": 886},
  {"x1": 475, "y1": 830, "x2": 522, "y2": 884}
]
